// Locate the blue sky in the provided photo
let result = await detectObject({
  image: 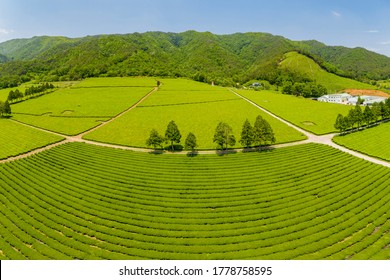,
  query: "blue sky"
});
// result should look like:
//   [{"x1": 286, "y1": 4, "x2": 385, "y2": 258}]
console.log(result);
[{"x1": 1, "y1": 0, "x2": 390, "y2": 56}]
